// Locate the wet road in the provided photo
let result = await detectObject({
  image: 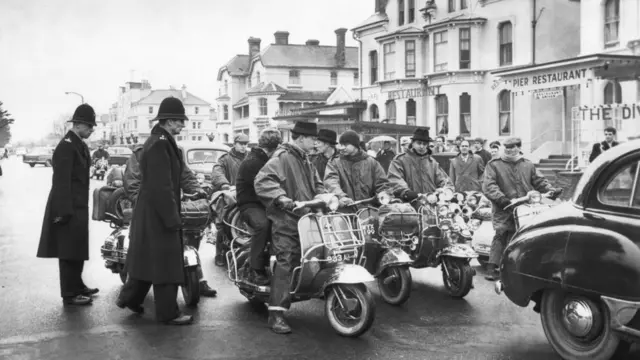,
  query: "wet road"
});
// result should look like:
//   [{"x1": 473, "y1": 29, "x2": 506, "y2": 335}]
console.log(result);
[{"x1": 0, "y1": 155, "x2": 636, "y2": 360}]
